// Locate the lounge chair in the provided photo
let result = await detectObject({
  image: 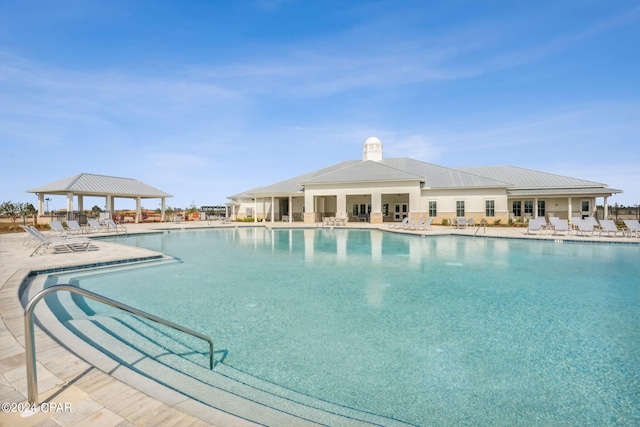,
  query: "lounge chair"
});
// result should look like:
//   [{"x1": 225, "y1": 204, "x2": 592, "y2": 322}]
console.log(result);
[
  {"x1": 456, "y1": 217, "x2": 467, "y2": 229},
  {"x1": 549, "y1": 217, "x2": 569, "y2": 235},
  {"x1": 585, "y1": 216, "x2": 601, "y2": 230},
  {"x1": 49, "y1": 220, "x2": 69, "y2": 235},
  {"x1": 573, "y1": 218, "x2": 595, "y2": 236},
  {"x1": 390, "y1": 217, "x2": 409, "y2": 229},
  {"x1": 408, "y1": 218, "x2": 426, "y2": 230},
  {"x1": 87, "y1": 218, "x2": 109, "y2": 233},
  {"x1": 104, "y1": 219, "x2": 127, "y2": 234},
  {"x1": 66, "y1": 220, "x2": 88, "y2": 234},
  {"x1": 623, "y1": 220, "x2": 640, "y2": 237},
  {"x1": 22, "y1": 225, "x2": 92, "y2": 256},
  {"x1": 402, "y1": 218, "x2": 418, "y2": 229},
  {"x1": 598, "y1": 219, "x2": 625, "y2": 237},
  {"x1": 418, "y1": 217, "x2": 433, "y2": 230},
  {"x1": 466, "y1": 218, "x2": 475, "y2": 228},
  {"x1": 527, "y1": 217, "x2": 543, "y2": 235}
]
